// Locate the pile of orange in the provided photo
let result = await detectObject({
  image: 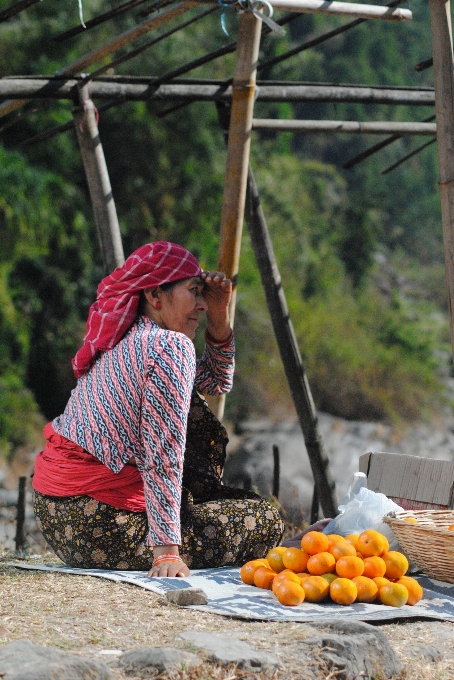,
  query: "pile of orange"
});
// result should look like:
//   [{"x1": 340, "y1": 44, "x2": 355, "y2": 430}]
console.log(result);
[{"x1": 240, "y1": 529, "x2": 423, "y2": 608}]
